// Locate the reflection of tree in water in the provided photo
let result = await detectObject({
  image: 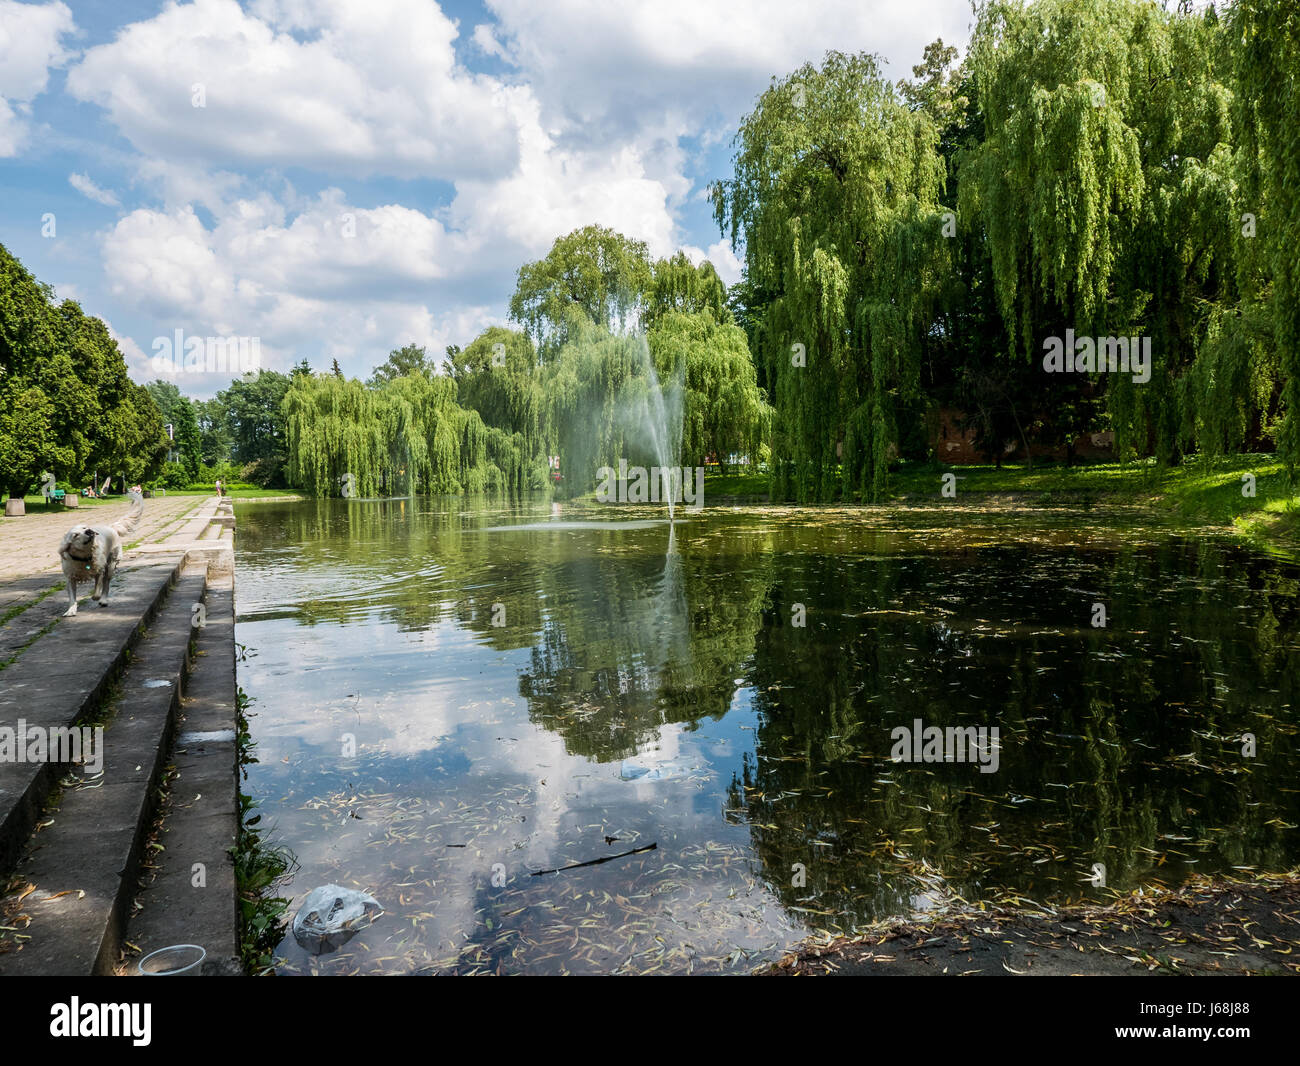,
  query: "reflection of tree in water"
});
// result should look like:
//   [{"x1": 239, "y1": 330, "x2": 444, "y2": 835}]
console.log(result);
[
  {"x1": 239, "y1": 501, "x2": 1300, "y2": 929},
  {"x1": 240, "y1": 500, "x2": 780, "y2": 764},
  {"x1": 518, "y1": 524, "x2": 776, "y2": 762},
  {"x1": 735, "y1": 540, "x2": 1300, "y2": 927}
]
